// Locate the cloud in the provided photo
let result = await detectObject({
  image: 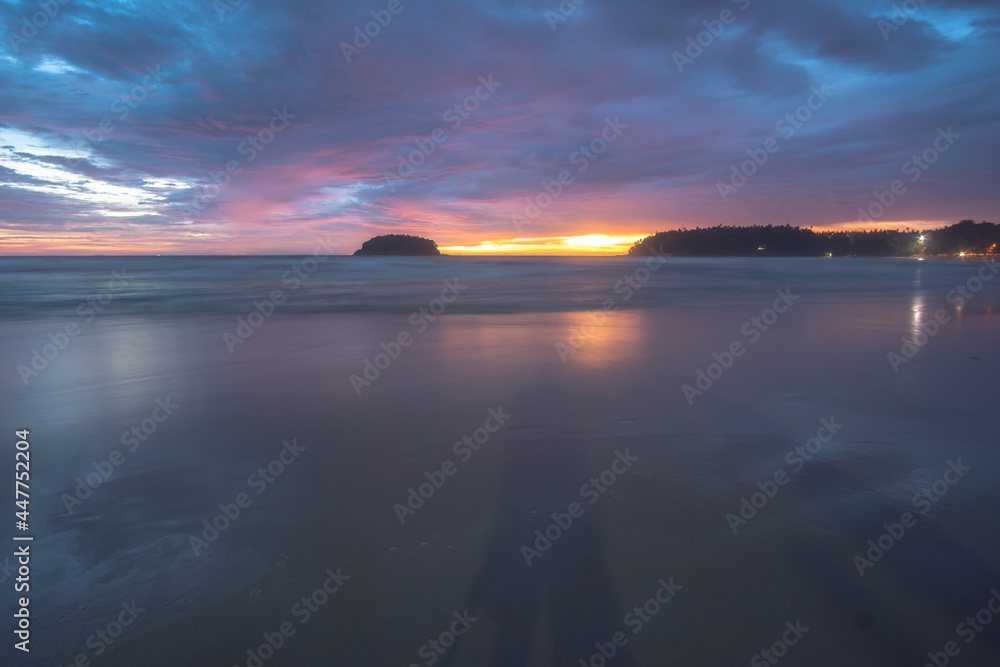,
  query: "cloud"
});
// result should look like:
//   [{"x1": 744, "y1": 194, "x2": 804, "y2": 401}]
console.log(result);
[{"x1": 0, "y1": 0, "x2": 997, "y2": 253}]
